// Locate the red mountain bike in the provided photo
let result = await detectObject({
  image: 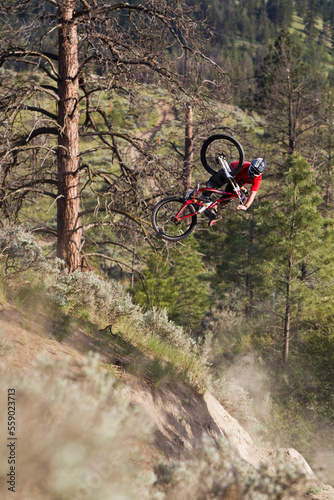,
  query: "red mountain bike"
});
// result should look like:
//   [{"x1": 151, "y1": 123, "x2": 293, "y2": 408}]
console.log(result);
[{"x1": 152, "y1": 134, "x2": 245, "y2": 241}]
